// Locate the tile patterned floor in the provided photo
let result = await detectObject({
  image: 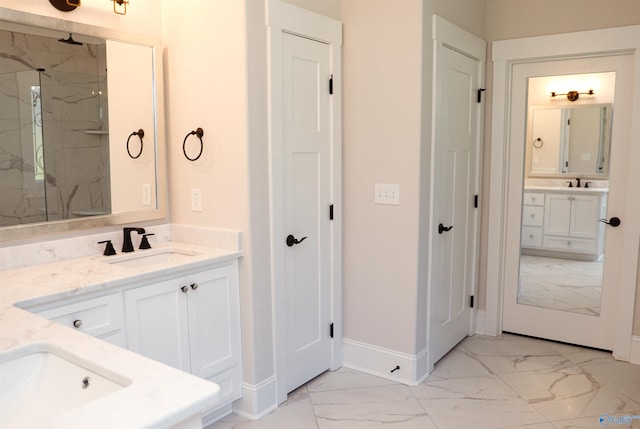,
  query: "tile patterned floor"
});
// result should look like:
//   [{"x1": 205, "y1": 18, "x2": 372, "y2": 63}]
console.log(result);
[
  {"x1": 518, "y1": 255, "x2": 603, "y2": 316},
  {"x1": 207, "y1": 334, "x2": 640, "y2": 429}
]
